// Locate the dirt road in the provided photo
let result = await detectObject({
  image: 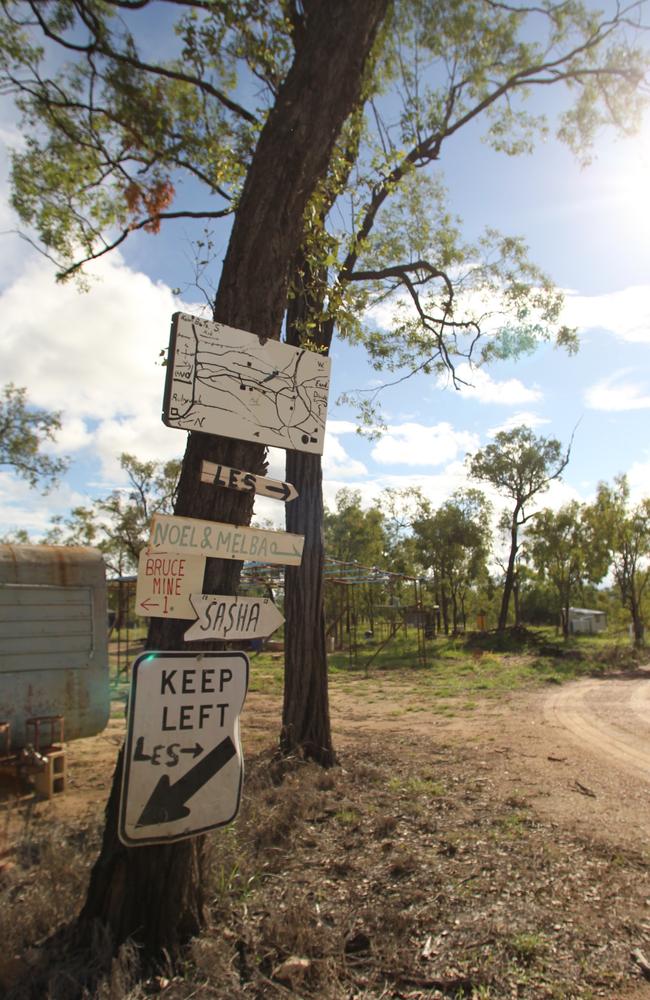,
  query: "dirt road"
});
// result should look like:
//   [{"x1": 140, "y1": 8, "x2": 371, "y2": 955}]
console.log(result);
[
  {"x1": 545, "y1": 673, "x2": 650, "y2": 783},
  {"x1": 323, "y1": 669, "x2": 650, "y2": 856}
]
